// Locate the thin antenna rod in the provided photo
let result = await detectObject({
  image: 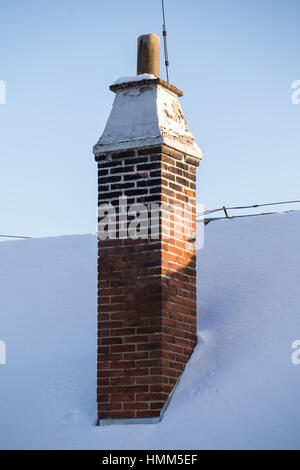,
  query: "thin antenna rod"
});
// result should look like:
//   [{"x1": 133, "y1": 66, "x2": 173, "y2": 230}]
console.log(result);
[{"x1": 161, "y1": 0, "x2": 170, "y2": 82}]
